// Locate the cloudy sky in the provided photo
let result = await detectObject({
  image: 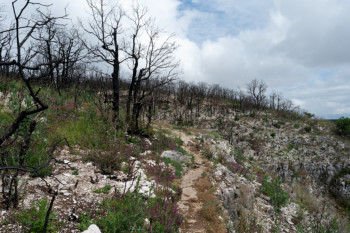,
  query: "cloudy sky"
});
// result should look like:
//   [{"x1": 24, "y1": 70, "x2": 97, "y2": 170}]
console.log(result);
[{"x1": 4, "y1": 0, "x2": 350, "y2": 119}]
